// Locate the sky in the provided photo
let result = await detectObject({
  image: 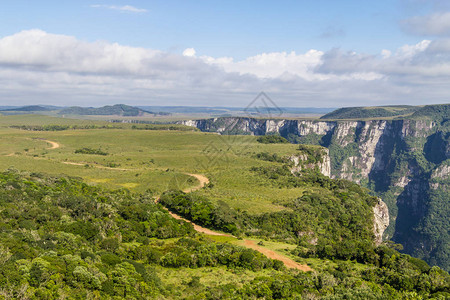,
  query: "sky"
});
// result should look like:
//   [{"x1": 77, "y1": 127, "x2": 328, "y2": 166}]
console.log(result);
[{"x1": 1, "y1": 0, "x2": 450, "y2": 108}]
